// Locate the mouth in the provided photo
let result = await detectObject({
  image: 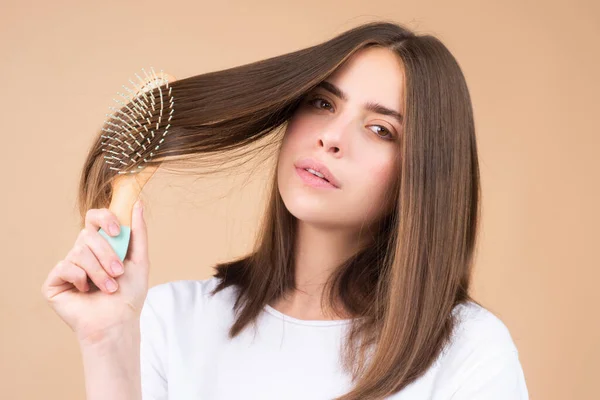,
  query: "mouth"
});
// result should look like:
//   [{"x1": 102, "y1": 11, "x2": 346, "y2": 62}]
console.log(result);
[
  {"x1": 295, "y1": 167, "x2": 339, "y2": 189},
  {"x1": 304, "y1": 167, "x2": 329, "y2": 182},
  {"x1": 294, "y1": 158, "x2": 341, "y2": 188}
]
